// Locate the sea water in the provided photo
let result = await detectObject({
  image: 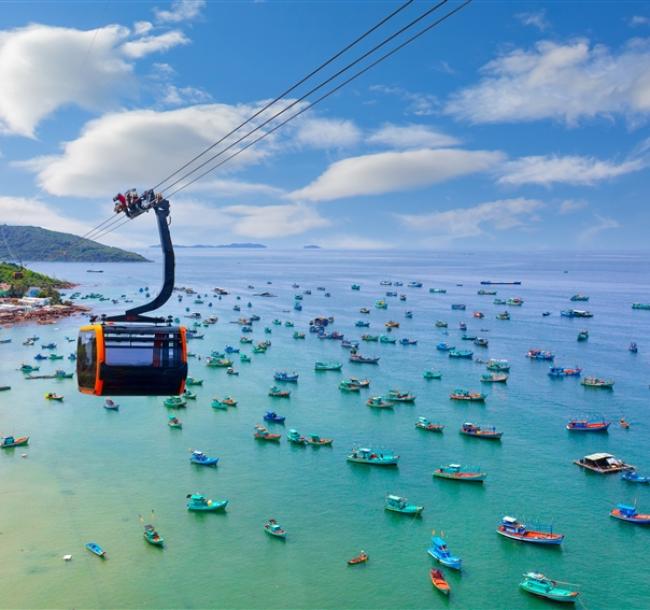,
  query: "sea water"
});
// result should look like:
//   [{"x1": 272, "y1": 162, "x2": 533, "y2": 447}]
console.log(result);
[{"x1": 0, "y1": 249, "x2": 648, "y2": 609}]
